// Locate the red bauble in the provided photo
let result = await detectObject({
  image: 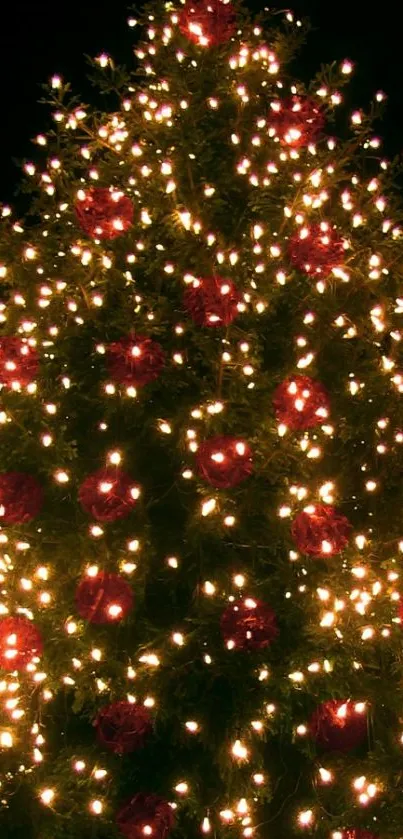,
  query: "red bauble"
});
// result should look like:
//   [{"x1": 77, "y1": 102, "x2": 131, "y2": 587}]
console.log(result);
[
  {"x1": 75, "y1": 187, "x2": 134, "y2": 240},
  {"x1": 289, "y1": 222, "x2": 344, "y2": 279},
  {"x1": 76, "y1": 571, "x2": 133, "y2": 624},
  {"x1": 196, "y1": 435, "x2": 253, "y2": 488},
  {"x1": 268, "y1": 95, "x2": 325, "y2": 147},
  {"x1": 106, "y1": 336, "x2": 165, "y2": 388},
  {"x1": 0, "y1": 337, "x2": 39, "y2": 388},
  {"x1": 343, "y1": 831, "x2": 379, "y2": 839},
  {"x1": 117, "y1": 793, "x2": 174, "y2": 839},
  {"x1": 0, "y1": 473, "x2": 43, "y2": 524},
  {"x1": 95, "y1": 701, "x2": 152, "y2": 754},
  {"x1": 78, "y1": 468, "x2": 140, "y2": 522},
  {"x1": 221, "y1": 597, "x2": 278, "y2": 650},
  {"x1": 184, "y1": 275, "x2": 241, "y2": 327},
  {"x1": 273, "y1": 375, "x2": 330, "y2": 430},
  {"x1": 309, "y1": 699, "x2": 367, "y2": 752},
  {"x1": 0, "y1": 616, "x2": 43, "y2": 670},
  {"x1": 291, "y1": 505, "x2": 351, "y2": 557},
  {"x1": 179, "y1": 0, "x2": 236, "y2": 47}
]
